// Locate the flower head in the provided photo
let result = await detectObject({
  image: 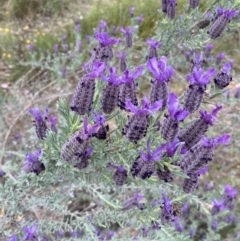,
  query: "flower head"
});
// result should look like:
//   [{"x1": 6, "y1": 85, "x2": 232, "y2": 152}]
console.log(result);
[
  {"x1": 91, "y1": 111, "x2": 106, "y2": 125},
  {"x1": 147, "y1": 57, "x2": 175, "y2": 82},
  {"x1": 187, "y1": 67, "x2": 216, "y2": 85},
  {"x1": 126, "y1": 96, "x2": 163, "y2": 116},
  {"x1": 22, "y1": 224, "x2": 38, "y2": 240},
  {"x1": 120, "y1": 27, "x2": 135, "y2": 36},
  {"x1": 82, "y1": 115, "x2": 100, "y2": 140},
  {"x1": 221, "y1": 62, "x2": 232, "y2": 73},
  {"x1": 8, "y1": 234, "x2": 17, "y2": 241},
  {"x1": 168, "y1": 93, "x2": 189, "y2": 121},
  {"x1": 224, "y1": 185, "x2": 238, "y2": 199},
  {"x1": 121, "y1": 65, "x2": 143, "y2": 84},
  {"x1": 84, "y1": 61, "x2": 106, "y2": 79},
  {"x1": 94, "y1": 30, "x2": 121, "y2": 46},
  {"x1": 139, "y1": 139, "x2": 166, "y2": 162},
  {"x1": 101, "y1": 66, "x2": 123, "y2": 86},
  {"x1": 165, "y1": 139, "x2": 187, "y2": 157},
  {"x1": 201, "y1": 133, "x2": 231, "y2": 148},
  {"x1": 199, "y1": 105, "x2": 222, "y2": 125},
  {"x1": 29, "y1": 107, "x2": 48, "y2": 121},
  {"x1": 129, "y1": 7, "x2": 135, "y2": 17},
  {"x1": 146, "y1": 39, "x2": 162, "y2": 49},
  {"x1": 161, "y1": 192, "x2": 172, "y2": 214}
]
